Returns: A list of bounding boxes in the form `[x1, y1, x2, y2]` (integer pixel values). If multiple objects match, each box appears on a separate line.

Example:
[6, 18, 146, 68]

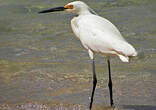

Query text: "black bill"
[39, 7, 67, 13]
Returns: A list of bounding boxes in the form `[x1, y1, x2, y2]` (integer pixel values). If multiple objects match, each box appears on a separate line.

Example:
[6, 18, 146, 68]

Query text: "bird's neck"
[78, 9, 92, 15]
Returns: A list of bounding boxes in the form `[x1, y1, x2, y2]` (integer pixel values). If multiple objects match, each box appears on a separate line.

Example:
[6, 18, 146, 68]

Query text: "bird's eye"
[64, 5, 74, 9]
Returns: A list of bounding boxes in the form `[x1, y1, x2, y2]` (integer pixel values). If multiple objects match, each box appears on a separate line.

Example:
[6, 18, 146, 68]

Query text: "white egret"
[39, 1, 137, 109]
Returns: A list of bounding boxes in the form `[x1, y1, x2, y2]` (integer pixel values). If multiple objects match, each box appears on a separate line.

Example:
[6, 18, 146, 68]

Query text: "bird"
[39, 1, 137, 110]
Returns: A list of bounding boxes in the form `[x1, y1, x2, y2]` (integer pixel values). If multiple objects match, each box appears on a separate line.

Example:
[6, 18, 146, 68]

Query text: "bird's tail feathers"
[118, 54, 129, 62]
[118, 51, 137, 63]
[131, 51, 137, 57]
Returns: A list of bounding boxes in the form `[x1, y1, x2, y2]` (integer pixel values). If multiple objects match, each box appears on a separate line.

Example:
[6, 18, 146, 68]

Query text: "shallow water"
[0, 0, 156, 110]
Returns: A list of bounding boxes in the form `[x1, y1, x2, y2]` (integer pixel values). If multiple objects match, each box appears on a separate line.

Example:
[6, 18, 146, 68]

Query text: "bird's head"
[39, 1, 95, 15]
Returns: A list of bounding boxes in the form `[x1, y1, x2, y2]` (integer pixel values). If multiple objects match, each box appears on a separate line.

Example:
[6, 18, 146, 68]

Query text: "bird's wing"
[75, 15, 137, 57]
[78, 14, 125, 40]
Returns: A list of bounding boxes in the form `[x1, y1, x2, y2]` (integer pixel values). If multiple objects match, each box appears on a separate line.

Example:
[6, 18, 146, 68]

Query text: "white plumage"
[70, 1, 137, 62]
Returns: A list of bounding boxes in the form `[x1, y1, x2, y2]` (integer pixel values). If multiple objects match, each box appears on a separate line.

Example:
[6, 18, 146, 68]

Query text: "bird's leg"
[107, 59, 114, 106]
[89, 58, 97, 110]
